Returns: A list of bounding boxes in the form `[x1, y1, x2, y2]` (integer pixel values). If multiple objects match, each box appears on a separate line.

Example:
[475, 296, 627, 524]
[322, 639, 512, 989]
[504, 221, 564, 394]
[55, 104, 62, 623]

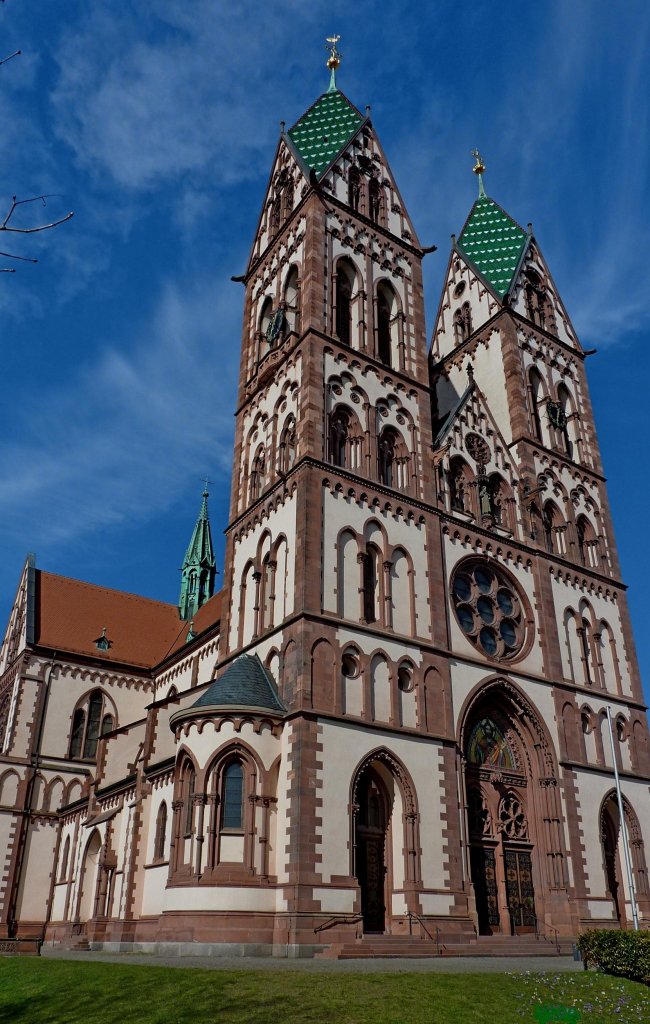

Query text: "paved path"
[41, 947, 584, 974]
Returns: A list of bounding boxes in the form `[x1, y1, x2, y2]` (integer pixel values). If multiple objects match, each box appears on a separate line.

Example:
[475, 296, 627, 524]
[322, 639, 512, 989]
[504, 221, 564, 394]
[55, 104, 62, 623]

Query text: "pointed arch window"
[369, 177, 381, 224]
[282, 178, 294, 221]
[59, 835, 71, 882]
[362, 544, 380, 624]
[376, 284, 393, 365]
[261, 552, 276, 631]
[542, 501, 558, 554]
[453, 302, 473, 344]
[283, 266, 300, 335]
[576, 515, 599, 568]
[280, 416, 297, 474]
[529, 369, 544, 442]
[329, 408, 350, 468]
[250, 447, 266, 501]
[221, 760, 245, 830]
[348, 165, 361, 211]
[378, 427, 397, 487]
[184, 764, 196, 836]
[556, 384, 573, 456]
[449, 456, 472, 514]
[154, 802, 168, 861]
[335, 264, 353, 344]
[69, 690, 115, 760]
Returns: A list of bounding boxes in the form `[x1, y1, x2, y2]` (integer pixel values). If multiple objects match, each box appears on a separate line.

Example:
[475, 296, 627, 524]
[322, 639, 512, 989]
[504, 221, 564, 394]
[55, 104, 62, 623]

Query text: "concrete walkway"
[41, 947, 584, 974]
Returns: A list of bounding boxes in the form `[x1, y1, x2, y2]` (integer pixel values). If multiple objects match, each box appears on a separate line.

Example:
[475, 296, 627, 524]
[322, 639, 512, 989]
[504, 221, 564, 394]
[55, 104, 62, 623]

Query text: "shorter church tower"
[179, 488, 216, 620]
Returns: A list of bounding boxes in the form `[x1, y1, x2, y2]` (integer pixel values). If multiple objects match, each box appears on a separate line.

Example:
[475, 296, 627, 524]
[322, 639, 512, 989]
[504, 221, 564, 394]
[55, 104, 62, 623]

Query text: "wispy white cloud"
[0, 272, 239, 548]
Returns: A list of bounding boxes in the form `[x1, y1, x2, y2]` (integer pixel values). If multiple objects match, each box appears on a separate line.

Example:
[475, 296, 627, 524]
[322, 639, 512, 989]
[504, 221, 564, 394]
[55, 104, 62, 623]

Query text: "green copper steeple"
[179, 487, 216, 621]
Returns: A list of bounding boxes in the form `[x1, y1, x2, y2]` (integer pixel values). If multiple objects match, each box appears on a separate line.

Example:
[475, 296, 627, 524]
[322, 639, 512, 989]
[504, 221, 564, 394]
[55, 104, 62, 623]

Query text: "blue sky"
[0, 0, 648, 698]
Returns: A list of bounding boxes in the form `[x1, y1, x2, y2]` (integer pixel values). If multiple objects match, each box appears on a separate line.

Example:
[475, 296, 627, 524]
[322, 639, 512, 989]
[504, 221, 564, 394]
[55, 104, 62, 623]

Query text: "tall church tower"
[169, 41, 649, 949]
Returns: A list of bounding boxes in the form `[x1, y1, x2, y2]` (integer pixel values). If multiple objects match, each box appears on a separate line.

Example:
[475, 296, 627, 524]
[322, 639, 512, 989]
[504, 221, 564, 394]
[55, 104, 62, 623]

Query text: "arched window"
[556, 384, 573, 456]
[335, 263, 353, 344]
[154, 802, 168, 861]
[369, 177, 381, 224]
[529, 369, 544, 442]
[376, 284, 393, 365]
[282, 177, 294, 221]
[59, 835, 70, 882]
[362, 544, 380, 624]
[221, 761, 244, 830]
[329, 408, 350, 467]
[348, 165, 361, 211]
[249, 446, 266, 501]
[280, 416, 297, 474]
[525, 269, 546, 328]
[486, 474, 507, 527]
[258, 297, 274, 360]
[449, 456, 472, 514]
[184, 764, 195, 835]
[453, 302, 472, 345]
[261, 553, 275, 631]
[378, 427, 397, 487]
[283, 266, 300, 335]
[576, 516, 587, 566]
[542, 501, 558, 554]
[68, 690, 114, 760]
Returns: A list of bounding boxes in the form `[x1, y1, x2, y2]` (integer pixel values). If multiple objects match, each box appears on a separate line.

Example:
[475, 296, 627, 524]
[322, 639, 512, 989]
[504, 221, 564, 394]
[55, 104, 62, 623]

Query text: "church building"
[1, 47, 648, 957]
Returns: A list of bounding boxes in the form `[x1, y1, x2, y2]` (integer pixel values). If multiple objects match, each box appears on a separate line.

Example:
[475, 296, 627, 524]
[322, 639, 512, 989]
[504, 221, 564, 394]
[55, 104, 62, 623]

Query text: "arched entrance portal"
[462, 697, 553, 937]
[600, 799, 623, 924]
[354, 768, 389, 933]
[77, 829, 102, 923]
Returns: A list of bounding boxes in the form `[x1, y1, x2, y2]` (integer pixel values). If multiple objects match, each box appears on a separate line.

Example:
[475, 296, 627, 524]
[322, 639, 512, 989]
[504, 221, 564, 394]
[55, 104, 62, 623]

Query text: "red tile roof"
[34, 570, 221, 670]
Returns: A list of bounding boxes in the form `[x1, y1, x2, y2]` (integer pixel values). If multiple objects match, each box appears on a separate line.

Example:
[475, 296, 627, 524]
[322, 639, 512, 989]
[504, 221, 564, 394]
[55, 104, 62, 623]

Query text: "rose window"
[451, 560, 528, 660]
[499, 794, 528, 839]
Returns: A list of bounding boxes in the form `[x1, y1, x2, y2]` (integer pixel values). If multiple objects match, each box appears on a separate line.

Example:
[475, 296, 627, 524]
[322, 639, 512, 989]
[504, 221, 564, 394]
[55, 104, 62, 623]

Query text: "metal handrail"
[407, 911, 444, 954]
[533, 918, 561, 953]
[314, 913, 363, 934]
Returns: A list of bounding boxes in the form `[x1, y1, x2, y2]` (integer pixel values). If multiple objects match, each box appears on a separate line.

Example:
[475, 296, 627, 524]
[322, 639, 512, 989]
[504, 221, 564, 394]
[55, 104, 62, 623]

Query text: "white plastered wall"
[316, 719, 448, 913]
[229, 493, 297, 651]
[322, 486, 429, 640]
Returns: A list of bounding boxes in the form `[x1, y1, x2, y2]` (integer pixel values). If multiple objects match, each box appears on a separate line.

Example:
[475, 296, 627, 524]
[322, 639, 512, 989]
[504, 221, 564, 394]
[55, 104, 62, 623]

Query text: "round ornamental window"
[342, 652, 359, 678]
[397, 664, 414, 692]
[451, 559, 530, 662]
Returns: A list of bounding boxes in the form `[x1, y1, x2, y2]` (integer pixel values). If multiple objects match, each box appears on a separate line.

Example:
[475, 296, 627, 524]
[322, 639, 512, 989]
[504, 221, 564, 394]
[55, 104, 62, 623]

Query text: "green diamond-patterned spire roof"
[457, 195, 528, 297]
[288, 90, 364, 177]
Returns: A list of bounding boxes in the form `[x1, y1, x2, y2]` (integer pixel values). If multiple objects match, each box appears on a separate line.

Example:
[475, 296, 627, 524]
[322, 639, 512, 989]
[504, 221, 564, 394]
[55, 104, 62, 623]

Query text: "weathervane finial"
[471, 149, 486, 198]
[325, 35, 341, 92]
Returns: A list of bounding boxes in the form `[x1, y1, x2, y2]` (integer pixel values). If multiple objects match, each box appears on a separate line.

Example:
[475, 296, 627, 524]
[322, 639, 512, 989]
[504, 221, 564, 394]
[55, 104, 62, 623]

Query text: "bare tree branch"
[0, 38, 74, 271]
[1, 194, 74, 233]
[0, 49, 20, 67]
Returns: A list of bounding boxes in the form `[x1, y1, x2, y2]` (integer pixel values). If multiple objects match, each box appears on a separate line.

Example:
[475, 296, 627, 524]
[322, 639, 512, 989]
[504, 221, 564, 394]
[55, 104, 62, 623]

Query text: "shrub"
[577, 928, 650, 984]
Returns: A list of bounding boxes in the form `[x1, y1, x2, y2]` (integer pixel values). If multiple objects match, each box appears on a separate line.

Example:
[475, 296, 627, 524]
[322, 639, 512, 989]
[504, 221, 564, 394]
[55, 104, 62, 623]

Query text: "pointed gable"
[458, 195, 528, 298]
[288, 89, 364, 178]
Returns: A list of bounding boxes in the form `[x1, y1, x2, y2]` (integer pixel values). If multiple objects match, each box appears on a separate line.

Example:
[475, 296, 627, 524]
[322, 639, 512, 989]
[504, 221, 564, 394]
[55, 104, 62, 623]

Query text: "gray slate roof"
[191, 654, 286, 714]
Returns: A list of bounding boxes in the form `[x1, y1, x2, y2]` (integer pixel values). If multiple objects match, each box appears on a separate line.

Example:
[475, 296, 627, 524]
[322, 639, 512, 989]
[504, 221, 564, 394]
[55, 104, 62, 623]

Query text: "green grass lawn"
[0, 959, 648, 1024]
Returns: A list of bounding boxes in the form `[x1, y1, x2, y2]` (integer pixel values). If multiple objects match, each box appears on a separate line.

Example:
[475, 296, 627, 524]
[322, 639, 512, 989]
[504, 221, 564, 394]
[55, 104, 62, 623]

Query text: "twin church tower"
[0, 47, 648, 954]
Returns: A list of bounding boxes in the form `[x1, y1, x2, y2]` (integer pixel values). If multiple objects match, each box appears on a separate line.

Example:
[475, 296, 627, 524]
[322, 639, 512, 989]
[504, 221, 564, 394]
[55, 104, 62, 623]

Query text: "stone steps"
[319, 932, 575, 960]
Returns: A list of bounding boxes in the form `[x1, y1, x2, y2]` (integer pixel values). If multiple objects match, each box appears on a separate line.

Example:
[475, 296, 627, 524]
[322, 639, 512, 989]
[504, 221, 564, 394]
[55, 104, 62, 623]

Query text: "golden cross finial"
[471, 149, 486, 197]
